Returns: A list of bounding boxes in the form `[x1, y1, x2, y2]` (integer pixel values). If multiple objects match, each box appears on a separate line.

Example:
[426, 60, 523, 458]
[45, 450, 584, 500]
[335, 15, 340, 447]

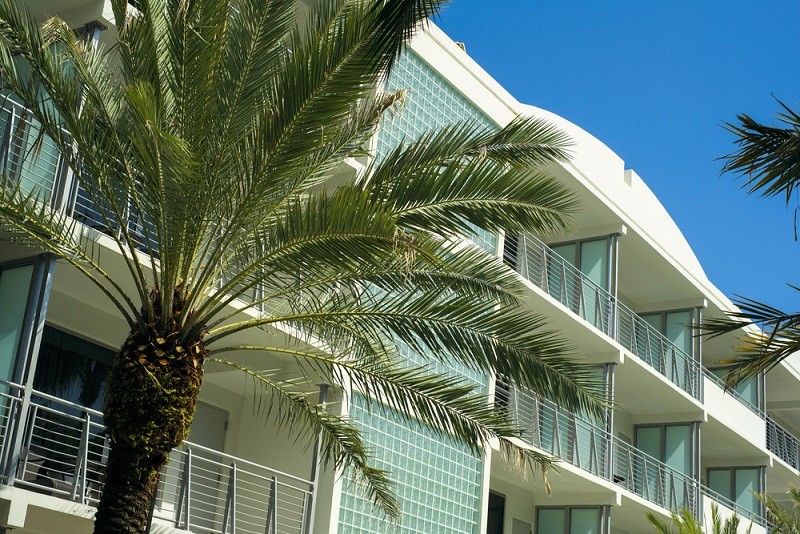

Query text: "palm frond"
[207, 358, 400, 519]
[721, 98, 800, 204]
[703, 293, 800, 385]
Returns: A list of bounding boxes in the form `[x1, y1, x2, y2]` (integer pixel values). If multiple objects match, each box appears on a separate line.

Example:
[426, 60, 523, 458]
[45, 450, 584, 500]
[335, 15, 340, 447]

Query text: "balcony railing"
[496, 383, 609, 479]
[702, 368, 764, 416]
[0, 381, 316, 534]
[508, 235, 704, 400]
[508, 235, 614, 337]
[616, 305, 701, 399]
[700, 485, 767, 528]
[611, 437, 698, 514]
[497, 383, 699, 515]
[766, 416, 800, 470]
[0, 96, 158, 253]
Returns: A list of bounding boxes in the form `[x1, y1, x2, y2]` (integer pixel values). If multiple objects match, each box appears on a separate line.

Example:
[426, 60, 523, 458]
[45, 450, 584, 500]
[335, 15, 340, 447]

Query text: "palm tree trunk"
[94, 291, 206, 533]
[93, 445, 164, 533]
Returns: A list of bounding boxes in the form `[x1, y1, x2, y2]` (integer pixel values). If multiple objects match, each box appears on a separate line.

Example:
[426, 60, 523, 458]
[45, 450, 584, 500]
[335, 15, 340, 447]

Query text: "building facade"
[0, 2, 799, 534]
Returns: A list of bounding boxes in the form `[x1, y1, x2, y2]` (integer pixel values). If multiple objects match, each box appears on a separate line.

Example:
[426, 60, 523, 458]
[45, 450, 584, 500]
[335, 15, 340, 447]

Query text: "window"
[536, 507, 601, 534]
[640, 310, 693, 356]
[635, 424, 693, 475]
[34, 326, 114, 412]
[550, 238, 609, 290]
[487, 492, 505, 534]
[708, 467, 761, 515]
[0, 262, 34, 382]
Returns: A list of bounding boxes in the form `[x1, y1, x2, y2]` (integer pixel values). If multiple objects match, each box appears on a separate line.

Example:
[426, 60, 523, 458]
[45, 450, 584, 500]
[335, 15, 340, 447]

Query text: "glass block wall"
[337, 50, 498, 533]
[338, 394, 484, 533]
[375, 50, 498, 254]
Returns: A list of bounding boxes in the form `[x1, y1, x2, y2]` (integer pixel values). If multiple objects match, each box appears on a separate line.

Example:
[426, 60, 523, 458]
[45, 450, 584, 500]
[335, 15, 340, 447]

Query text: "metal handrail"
[508, 235, 614, 337]
[507, 234, 703, 400]
[611, 437, 699, 514]
[700, 484, 767, 527]
[496, 382, 699, 514]
[766, 416, 800, 470]
[496, 382, 609, 479]
[0, 380, 316, 534]
[616, 304, 701, 399]
[702, 368, 764, 416]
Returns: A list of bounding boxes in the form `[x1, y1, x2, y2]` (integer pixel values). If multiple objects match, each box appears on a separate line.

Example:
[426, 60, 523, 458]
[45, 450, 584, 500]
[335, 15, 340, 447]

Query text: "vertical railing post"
[604, 363, 615, 481]
[265, 475, 278, 534]
[175, 447, 192, 529]
[15, 403, 36, 483]
[72, 411, 91, 502]
[0, 395, 20, 482]
[540, 242, 549, 292]
[303, 385, 327, 534]
[222, 462, 237, 534]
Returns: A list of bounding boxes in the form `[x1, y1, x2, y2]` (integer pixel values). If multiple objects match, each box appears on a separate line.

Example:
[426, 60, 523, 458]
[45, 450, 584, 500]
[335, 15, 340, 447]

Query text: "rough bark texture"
[94, 289, 206, 534]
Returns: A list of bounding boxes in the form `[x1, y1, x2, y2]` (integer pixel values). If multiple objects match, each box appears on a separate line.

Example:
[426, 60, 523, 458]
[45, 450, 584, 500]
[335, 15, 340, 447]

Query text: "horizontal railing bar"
[700, 485, 767, 526]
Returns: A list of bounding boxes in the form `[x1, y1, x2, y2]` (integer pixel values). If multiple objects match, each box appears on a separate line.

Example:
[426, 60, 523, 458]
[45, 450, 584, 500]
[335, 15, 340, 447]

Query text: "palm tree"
[646, 505, 750, 534]
[760, 484, 800, 533]
[703, 101, 800, 385]
[0, 0, 606, 532]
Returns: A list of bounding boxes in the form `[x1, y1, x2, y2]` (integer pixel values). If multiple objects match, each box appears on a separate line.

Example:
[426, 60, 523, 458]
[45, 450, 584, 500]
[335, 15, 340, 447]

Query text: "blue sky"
[436, 2, 800, 312]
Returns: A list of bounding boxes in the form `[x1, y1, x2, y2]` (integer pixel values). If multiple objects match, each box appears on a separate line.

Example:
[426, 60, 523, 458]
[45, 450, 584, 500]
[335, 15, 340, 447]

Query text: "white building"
[0, 2, 798, 533]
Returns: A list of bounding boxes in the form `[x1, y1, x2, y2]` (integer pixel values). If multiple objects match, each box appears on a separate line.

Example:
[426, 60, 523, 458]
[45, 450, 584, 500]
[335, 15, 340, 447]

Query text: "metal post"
[175, 447, 192, 529]
[303, 384, 328, 534]
[604, 363, 616, 480]
[4, 254, 55, 485]
[692, 420, 701, 515]
[72, 411, 91, 502]
[52, 21, 105, 216]
[265, 475, 278, 534]
[693, 306, 704, 402]
[222, 462, 237, 534]
[607, 233, 620, 339]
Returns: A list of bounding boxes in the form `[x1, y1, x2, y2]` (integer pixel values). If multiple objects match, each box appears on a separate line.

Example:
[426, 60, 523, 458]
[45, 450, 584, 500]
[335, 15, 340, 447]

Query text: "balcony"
[498, 383, 699, 515]
[766, 415, 800, 470]
[611, 437, 698, 514]
[700, 486, 768, 531]
[0, 381, 316, 534]
[509, 234, 710, 401]
[497, 383, 609, 479]
[702, 368, 763, 416]
[0, 97, 159, 252]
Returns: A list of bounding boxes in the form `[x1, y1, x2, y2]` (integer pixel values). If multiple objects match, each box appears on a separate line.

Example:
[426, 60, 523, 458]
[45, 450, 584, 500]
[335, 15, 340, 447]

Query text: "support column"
[602, 504, 612, 534]
[692, 306, 704, 401]
[603, 363, 616, 481]
[3, 254, 55, 485]
[305, 384, 328, 534]
[607, 234, 620, 339]
[690, 420, 701, 515]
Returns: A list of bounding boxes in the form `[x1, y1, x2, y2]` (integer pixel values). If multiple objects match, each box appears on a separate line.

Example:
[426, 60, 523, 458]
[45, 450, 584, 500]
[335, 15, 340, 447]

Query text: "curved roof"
[518, 103, 710, 288]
